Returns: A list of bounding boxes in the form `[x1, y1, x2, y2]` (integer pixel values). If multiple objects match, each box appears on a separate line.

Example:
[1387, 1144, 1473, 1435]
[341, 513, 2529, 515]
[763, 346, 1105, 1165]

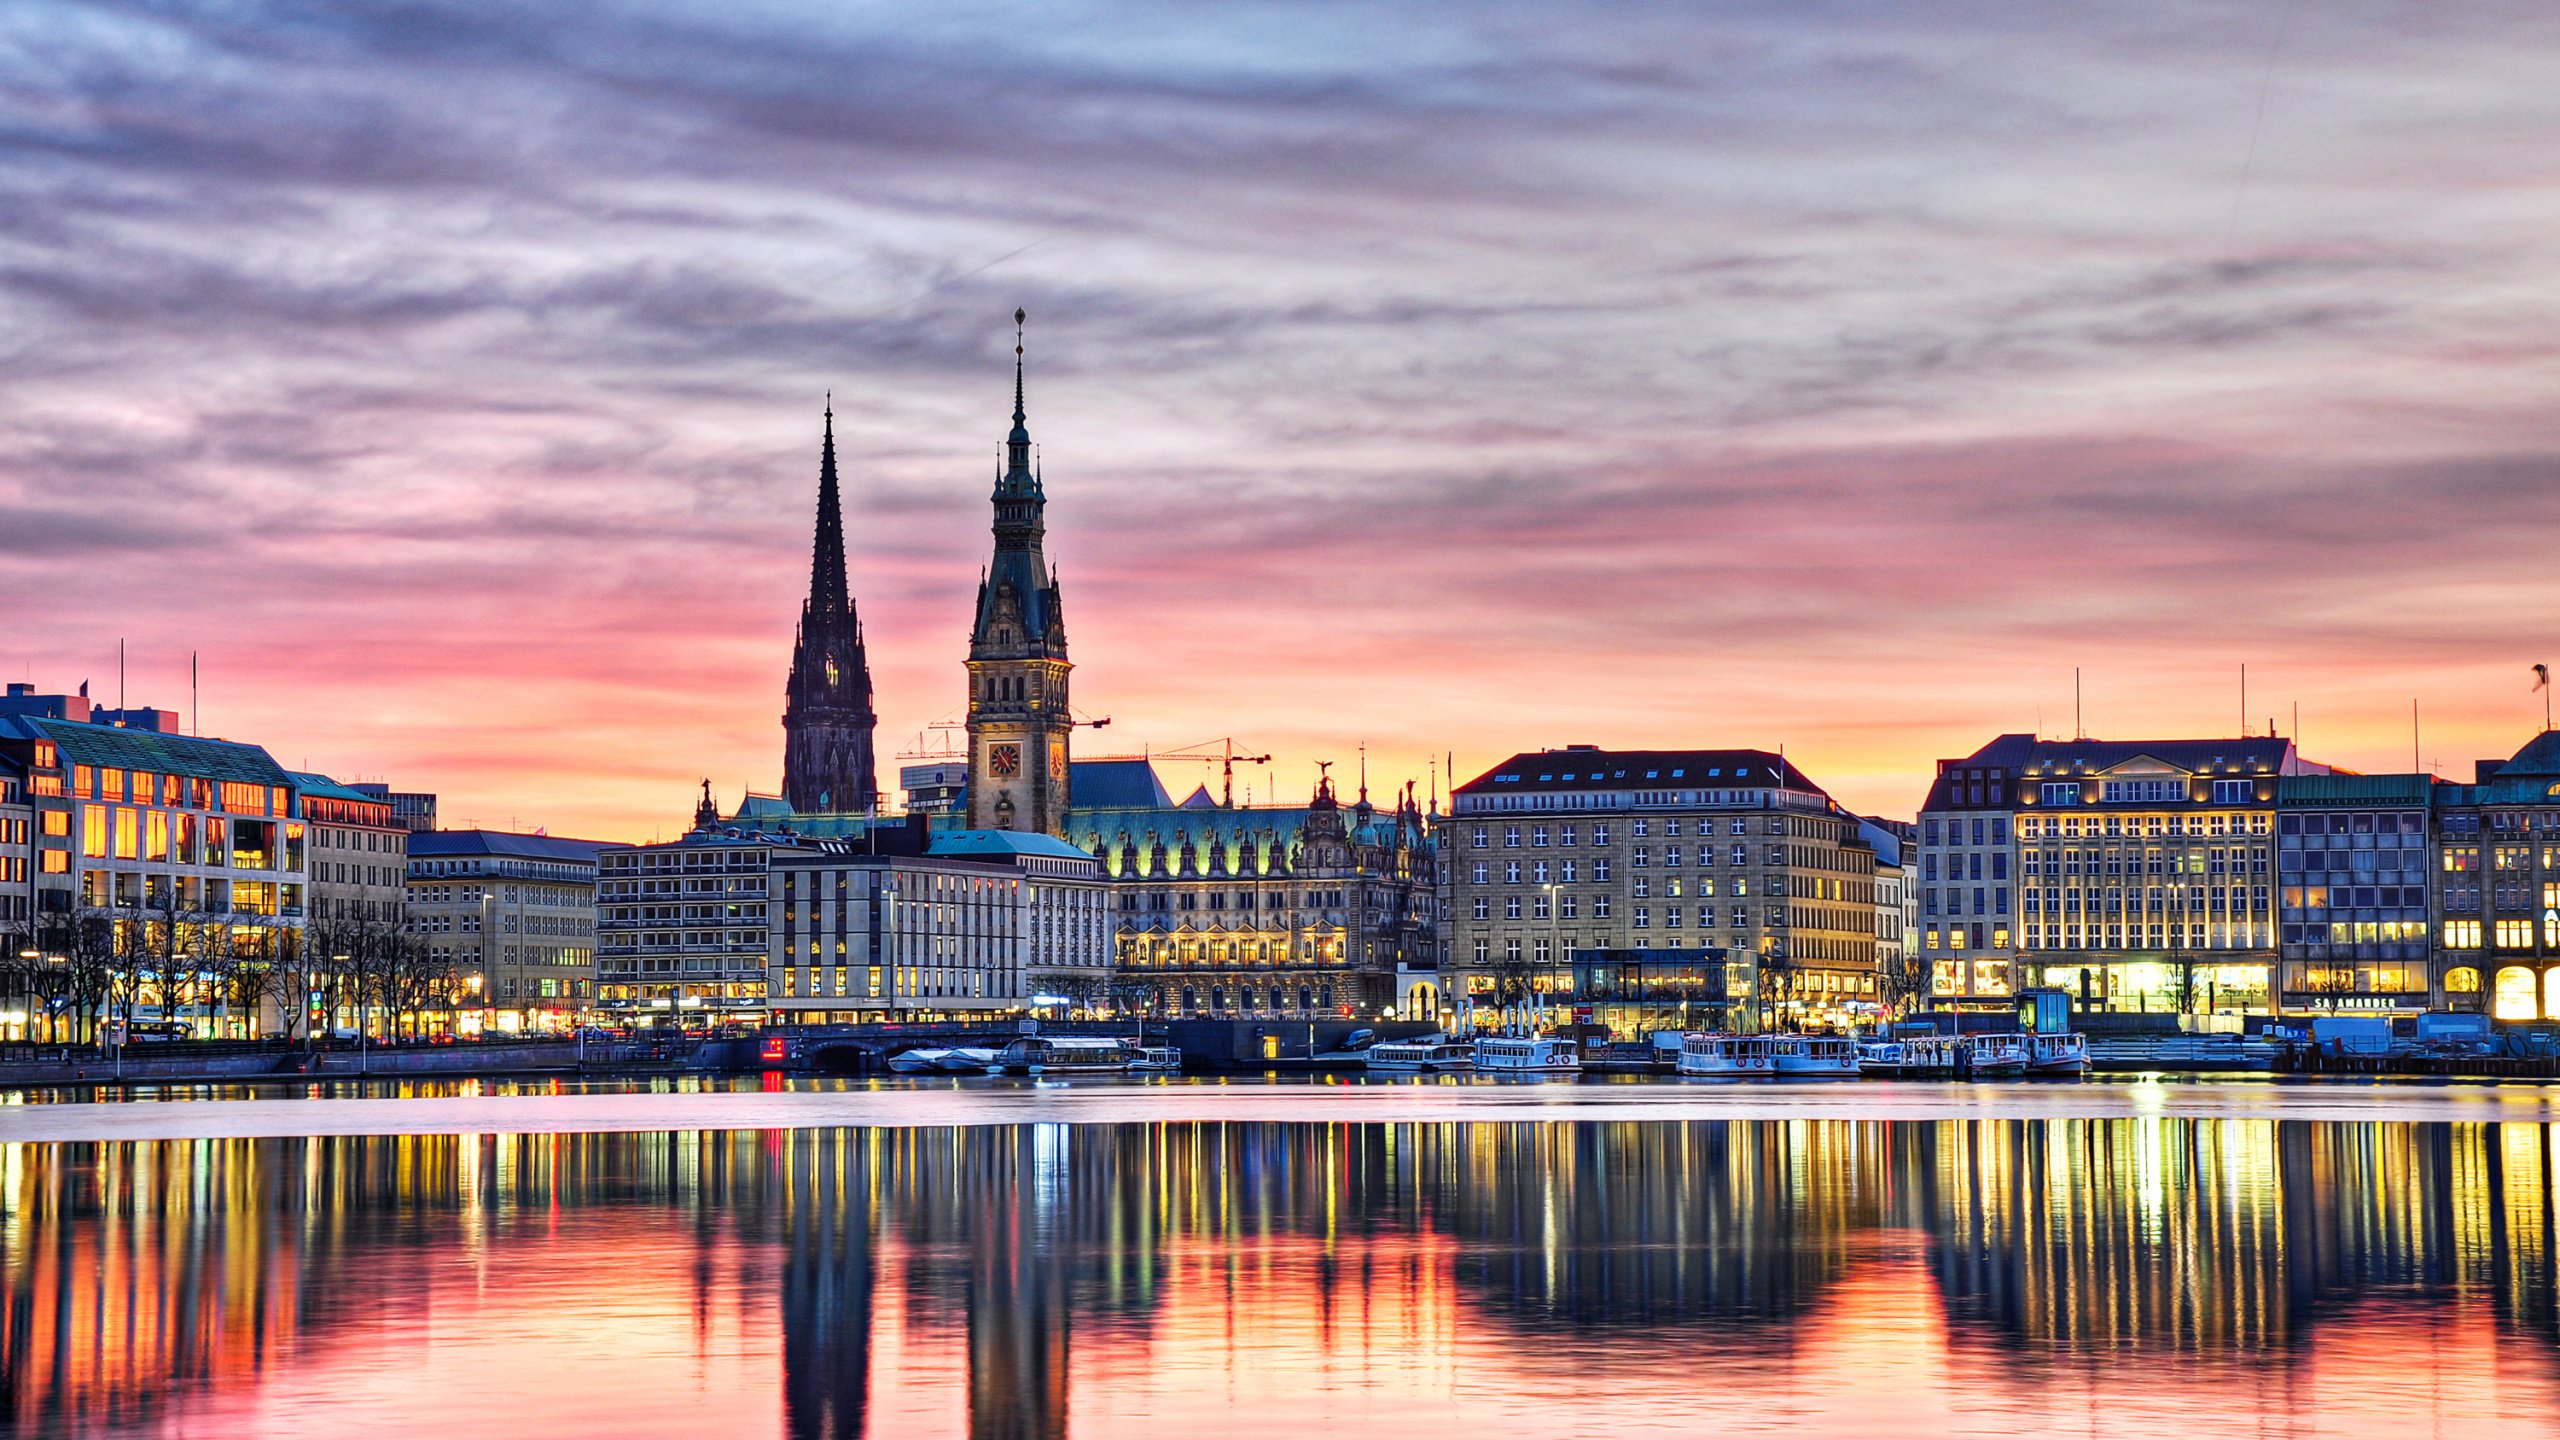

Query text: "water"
[6, 1086, 2559, 1437]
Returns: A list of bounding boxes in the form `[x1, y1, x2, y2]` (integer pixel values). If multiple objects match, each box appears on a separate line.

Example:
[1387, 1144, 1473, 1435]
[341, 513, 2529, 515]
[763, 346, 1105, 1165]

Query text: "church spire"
[782, 396, 878, 815]
[809, 395, 849, 615]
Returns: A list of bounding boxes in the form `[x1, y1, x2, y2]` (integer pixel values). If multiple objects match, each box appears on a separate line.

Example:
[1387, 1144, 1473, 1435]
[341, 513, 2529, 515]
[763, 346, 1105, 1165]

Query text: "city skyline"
[8, 2, 2560, 840]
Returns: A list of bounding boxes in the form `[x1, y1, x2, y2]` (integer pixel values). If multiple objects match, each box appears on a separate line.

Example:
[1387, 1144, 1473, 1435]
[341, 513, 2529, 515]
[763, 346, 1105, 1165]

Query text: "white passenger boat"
[1363, 1039, 1477, 1074]
[1128, 1045, 1184, 1073]
[990, 1036, 1137, 1075]
[1966, 1033, 2029, 1077]
[1676, 1033, 1775, 1079]
[934, 1046, 1001, 1073]
[1856, 1040, 1911, 1077]
[1771, 1034, 1861, 1080]
[886, 1047, 951, 1074]
[2023, 1032, 2088, 1076]
[1471, 1036, 1583, 1074]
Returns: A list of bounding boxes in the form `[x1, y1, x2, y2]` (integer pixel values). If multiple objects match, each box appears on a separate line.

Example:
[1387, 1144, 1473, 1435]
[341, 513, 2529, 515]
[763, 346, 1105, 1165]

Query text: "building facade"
[899, 760, 968, 818]
[1065, 773, 1437, 1022]
[928, 829, 1113, 1008]
[766, 841, 1036, 1021]
[1924, 733, 2322, 1015]
[966, 318, 1075, 837]
[1, 752, 29, 933]
[594, 829, 784, 1023]
[2274, 773, 2438, 1015]
[1861, 817, 1920, 1011]
[350, 782, 438, 833]
[1442, 747, 1879, 1032]
[2427, 732, 2560, 1020]
[296, 774, 409, 925]
[782, 404, 881, 816]
[0, 712, 307, 1039]
[405, 831, 604, 1033]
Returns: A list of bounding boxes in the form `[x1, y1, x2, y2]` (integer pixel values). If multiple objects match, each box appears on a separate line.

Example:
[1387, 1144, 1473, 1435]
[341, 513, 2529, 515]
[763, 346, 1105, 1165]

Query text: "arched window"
[2445, 967, 2482, 993]
[1182, 987, 1196, 1011]
[2494, 966, 2538, 1020]
[1211, 986, 1227, 1011]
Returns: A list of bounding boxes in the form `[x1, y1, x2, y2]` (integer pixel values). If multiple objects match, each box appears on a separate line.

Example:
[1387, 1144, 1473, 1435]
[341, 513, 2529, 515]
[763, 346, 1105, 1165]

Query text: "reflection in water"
[5, 1118, 2558, 1437]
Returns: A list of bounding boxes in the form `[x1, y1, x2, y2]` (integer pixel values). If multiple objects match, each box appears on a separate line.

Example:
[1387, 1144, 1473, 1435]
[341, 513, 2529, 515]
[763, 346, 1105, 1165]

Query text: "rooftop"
[409, 830, 612, 864]
[14, 716, 295, 788]
[1455, 748, 1828, 799]
[929, 829, 1104, 863]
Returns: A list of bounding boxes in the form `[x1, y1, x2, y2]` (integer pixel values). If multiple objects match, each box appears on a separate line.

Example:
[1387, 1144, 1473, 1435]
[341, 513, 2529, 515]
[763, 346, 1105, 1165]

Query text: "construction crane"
[1160, 737, 1273, 808]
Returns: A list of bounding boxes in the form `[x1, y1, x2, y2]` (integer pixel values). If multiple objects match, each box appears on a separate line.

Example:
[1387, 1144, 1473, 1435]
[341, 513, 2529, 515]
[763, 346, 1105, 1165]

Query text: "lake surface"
[6, 1088, 2559, 1437]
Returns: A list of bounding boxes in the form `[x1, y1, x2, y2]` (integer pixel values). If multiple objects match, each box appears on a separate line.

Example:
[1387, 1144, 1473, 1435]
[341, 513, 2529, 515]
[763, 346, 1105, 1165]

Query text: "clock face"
[990, 744, 1021, 777]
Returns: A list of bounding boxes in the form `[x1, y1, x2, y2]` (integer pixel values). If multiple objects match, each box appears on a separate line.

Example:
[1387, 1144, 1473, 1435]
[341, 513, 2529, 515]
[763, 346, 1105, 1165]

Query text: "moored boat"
[1856, 1040, 1910, 1077]
[1676, 1033, 1775, 1079]
[2024, 1031, 2088, 1076]
[990, 1036, 1138, 1075]
[1771, 1034, 1861, 1079]
[1365, 1039, 1477, 1074]
[934, 1046, 1001, 1073]
[1129, 1045, 1184, 1073]
[886, 1047, 952, 1073]
[1472, 1035, 1582, 1074]
[1965, 1033, 2029, 1077]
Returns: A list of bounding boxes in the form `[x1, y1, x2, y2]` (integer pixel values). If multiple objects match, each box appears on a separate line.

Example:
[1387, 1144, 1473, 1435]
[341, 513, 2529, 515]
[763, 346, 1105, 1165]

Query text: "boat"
[990, 1036, 1138, 1075]
[1770, 1034, 1860, 1079]
[934, 1046, 1001, 1073]
[885, 1047, 952, 1074]
[1677, 1033, 1775, 1079]
[1856, 1039, 1911, 1077]
[1471, 1035, 1583, 1074]
[1965, 1033, 2029, 1078]
[1129, 1045, 1184, 1073]
[2023, 1032, 2088, 1076]
[1363, 1039, 1477, 1074]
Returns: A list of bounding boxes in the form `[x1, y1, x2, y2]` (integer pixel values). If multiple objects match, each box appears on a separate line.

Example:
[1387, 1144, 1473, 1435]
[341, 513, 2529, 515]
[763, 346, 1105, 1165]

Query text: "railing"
[2086, 1033, 2273, 1067]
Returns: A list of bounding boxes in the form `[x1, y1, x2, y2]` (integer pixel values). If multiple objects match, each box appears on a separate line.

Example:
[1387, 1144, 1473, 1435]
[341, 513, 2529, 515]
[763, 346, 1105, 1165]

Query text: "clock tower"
[965, 311, 1072, 836]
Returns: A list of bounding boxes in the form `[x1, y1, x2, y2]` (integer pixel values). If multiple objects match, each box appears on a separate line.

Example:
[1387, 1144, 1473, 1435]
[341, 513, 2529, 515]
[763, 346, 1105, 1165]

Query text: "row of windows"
[1924, 818, 2012, 847]
[2442, 919, 2560, 949]
[2029, 848, 2267, 876]
[1472, 818, 1793, 849]
[2021, 813, 2266, 838]
[2036, 779, 2259, 806]
[2439, 846, 2560, 872]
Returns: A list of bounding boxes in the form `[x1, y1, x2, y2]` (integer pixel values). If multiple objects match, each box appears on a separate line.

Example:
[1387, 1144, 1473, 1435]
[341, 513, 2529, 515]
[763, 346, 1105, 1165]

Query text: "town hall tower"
[965, 311, 1073, 835]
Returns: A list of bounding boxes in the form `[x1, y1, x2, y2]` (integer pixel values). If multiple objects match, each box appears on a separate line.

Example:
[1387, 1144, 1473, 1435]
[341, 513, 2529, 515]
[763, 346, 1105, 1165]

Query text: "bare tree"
[2304, 958, 2361, 1013]
[1104, 974, 1161, 1019]
[1755, 946, 1804, 1034]
[376, 928, 454, 1039]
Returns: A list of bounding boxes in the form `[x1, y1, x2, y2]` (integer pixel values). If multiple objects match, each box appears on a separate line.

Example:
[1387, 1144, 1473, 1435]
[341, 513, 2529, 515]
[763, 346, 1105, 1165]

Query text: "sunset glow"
[8, 4, 2559, 837]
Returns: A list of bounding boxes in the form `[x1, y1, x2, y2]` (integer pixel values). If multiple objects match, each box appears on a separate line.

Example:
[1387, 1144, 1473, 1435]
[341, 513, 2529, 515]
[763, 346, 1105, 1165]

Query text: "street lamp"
[1542, 881, 1563, 1037]
[335, 953, 365, 1076]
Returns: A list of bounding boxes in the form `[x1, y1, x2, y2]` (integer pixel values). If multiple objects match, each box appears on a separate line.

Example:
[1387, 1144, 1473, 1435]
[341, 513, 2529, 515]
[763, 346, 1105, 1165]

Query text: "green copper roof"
[30, 718, 294, 787]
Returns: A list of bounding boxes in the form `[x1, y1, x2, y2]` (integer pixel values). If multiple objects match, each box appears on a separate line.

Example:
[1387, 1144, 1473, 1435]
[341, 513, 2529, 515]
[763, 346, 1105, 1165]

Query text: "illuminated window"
[2494, 966, 2539, 1020]
[2444, 919, 2482, 949]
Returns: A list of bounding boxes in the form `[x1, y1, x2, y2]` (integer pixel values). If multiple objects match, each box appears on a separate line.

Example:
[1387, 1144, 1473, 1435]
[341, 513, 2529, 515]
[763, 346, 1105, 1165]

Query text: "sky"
[4, 0, 2558, 840]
